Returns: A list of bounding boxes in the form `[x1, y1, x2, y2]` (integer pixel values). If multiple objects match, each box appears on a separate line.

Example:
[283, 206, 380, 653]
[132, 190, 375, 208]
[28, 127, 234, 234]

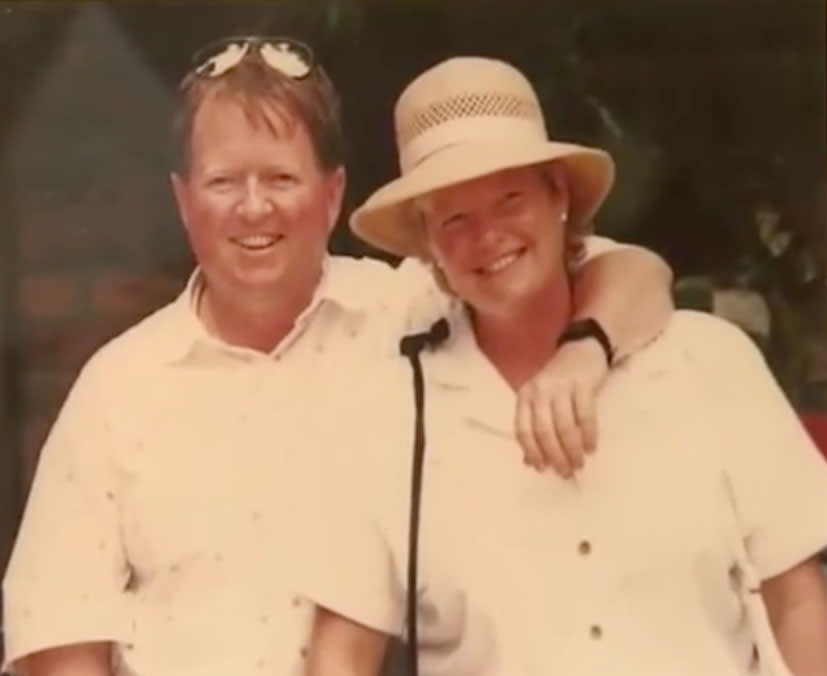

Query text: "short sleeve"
[578, 235, 632, 265]
[705, 322, 827, 579]
[2, 359, 131, 667]
[289, 413, 406, 636]
[390, 258, 454, 336]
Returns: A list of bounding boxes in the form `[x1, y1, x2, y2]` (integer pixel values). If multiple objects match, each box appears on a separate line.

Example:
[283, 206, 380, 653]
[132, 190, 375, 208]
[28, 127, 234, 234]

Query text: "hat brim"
[350, 140, 615, 257]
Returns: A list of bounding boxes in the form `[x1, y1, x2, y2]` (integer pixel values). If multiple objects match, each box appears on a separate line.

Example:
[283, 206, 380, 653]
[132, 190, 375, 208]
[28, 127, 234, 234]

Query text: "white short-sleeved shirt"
[0, 238, 626, 675]
[296, 310, 827, 676]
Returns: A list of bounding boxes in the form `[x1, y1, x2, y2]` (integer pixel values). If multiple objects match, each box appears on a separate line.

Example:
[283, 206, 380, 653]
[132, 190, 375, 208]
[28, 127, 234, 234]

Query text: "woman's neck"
[472, 279, 571, 390]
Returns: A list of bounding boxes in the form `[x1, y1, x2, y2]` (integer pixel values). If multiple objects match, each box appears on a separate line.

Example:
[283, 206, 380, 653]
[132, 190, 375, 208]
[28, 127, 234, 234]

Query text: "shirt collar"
[159, 255, 376, 365]
[422, 303, 518, 437]
[422, 302, 484, 390]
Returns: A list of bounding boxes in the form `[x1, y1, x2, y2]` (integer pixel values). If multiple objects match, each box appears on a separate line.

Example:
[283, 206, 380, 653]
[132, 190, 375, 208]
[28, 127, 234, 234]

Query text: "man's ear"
[170, 172, 193, 234]
[325, 166, 346, 233]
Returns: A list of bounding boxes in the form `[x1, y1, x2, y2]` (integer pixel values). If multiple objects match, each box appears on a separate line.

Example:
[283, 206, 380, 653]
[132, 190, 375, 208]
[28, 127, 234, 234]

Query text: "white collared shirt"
[1, 237, 624, 675]
[2, 254, 418, 676]
[296, 310, 827, 676]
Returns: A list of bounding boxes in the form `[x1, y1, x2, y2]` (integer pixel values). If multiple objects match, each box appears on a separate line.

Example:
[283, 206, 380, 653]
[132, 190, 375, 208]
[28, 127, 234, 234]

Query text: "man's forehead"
[190, 90, 302, 143]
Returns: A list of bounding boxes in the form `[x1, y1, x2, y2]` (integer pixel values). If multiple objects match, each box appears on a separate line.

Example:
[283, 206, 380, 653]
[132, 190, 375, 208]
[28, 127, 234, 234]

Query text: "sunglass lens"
[259, 41, 312, 78]
[194, 42, 249, 77]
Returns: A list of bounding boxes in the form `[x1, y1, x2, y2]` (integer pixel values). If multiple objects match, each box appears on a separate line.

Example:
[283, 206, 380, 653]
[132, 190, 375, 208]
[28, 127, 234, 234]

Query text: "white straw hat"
[350, 56, 616, 257]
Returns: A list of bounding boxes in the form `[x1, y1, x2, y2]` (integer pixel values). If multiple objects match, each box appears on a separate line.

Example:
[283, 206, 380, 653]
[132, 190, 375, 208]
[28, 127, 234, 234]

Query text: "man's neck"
[199, 270, 322, 354]
[472, 279, 571, 390]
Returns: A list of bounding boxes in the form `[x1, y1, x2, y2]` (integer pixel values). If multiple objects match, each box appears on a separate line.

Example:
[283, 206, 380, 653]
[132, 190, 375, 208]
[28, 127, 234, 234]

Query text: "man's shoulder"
[327, 254, 395, 278]
[81, 298, 186, 382]
[328, 255, 451, 340]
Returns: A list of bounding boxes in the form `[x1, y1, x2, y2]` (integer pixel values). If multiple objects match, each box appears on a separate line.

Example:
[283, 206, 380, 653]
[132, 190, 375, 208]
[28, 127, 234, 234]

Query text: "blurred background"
[0, 0, 824, 632]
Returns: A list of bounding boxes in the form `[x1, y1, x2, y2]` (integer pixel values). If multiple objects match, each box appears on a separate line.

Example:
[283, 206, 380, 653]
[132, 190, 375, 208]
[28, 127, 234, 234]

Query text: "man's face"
[171, 94, 344, 305]
[418, 166, 567, 318]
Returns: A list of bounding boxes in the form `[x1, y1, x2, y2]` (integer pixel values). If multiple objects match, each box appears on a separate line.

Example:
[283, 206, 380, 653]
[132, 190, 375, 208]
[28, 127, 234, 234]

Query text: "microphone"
[399, 318, 450, 357]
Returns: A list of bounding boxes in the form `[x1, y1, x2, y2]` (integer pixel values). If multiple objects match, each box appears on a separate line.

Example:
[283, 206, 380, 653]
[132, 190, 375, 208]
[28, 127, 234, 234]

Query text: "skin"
[20, 643, 112, 676]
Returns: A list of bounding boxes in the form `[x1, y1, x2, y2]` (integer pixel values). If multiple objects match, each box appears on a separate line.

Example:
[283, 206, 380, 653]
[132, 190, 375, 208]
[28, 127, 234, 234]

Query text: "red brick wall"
[16, 269, 185, 490]
[6, 4, 191, 494]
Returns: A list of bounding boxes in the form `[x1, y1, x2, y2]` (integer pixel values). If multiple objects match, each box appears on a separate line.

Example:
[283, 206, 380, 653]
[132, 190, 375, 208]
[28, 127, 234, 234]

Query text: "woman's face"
[417, 165, 569, 318]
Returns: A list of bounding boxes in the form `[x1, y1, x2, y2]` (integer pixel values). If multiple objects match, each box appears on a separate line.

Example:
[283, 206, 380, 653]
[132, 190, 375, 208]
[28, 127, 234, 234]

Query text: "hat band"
[398, 116, 547, 173]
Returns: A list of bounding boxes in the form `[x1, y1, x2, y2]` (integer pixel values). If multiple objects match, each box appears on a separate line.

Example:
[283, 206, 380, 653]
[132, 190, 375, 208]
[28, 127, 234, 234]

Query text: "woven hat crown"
[393, 58, 550, 173]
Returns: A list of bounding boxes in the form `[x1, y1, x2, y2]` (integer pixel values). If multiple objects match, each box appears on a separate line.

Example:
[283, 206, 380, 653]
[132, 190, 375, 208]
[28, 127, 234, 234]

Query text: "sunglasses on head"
[190, 35, 315, 80]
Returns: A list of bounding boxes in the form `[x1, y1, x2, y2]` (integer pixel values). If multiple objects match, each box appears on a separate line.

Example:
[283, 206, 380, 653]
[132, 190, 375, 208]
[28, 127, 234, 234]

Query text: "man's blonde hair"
[173, 52, 344, 173]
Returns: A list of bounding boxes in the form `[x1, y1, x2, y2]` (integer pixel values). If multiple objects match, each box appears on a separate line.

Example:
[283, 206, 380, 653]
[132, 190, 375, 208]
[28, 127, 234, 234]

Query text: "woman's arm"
[516, 240, 674, 475]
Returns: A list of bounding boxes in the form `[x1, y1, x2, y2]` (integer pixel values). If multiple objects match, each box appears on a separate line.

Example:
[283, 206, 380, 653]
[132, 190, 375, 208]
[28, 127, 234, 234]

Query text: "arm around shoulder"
[571, 236, 674, 360]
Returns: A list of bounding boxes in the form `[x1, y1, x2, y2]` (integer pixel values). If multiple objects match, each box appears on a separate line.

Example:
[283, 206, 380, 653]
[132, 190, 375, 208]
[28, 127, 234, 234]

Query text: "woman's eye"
[441, 214, 466, 230]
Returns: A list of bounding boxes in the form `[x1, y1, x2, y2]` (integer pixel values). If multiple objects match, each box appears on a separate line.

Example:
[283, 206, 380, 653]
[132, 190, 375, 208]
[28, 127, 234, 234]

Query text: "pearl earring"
[561, 210, 569, 224]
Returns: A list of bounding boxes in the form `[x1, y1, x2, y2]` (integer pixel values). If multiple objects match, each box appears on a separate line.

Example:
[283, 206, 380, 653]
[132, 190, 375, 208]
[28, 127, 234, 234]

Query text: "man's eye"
[265, 172, 298, 186]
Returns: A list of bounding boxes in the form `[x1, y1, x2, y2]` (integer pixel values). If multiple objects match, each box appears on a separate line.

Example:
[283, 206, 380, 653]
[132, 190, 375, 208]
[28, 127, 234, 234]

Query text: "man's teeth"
[237, 235, 278, 248]
[483, 252, 520, 274]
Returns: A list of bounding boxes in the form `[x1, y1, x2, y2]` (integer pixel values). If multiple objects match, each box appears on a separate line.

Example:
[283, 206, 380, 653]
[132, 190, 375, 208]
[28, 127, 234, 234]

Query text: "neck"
[199, 268, 322, 354]
[472, 277, 571, 390]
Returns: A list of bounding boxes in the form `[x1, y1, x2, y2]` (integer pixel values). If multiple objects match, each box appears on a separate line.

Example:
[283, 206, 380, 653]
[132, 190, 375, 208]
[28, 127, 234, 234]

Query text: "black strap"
[398, 318, 449, 676]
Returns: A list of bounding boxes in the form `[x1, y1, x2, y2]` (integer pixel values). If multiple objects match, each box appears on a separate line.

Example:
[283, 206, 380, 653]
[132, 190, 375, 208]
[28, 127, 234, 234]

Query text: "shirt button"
[301, 647, 308, 659]
[578, 540, 592, 556]
[292, 596, 302, 607]
[590, 624, 603, 640]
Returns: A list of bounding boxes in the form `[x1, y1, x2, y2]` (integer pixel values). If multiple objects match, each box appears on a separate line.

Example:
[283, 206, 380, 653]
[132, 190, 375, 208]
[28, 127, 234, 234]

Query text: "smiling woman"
[415, 165, 572, 323]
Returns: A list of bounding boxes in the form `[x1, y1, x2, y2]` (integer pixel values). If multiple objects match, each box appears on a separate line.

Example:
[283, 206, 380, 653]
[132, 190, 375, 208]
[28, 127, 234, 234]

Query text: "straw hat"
[350, 57, 616, 257]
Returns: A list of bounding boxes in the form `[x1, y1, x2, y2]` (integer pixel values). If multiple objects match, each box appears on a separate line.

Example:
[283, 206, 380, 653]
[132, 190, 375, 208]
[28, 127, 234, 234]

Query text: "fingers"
[515, 381, 599, 477]
[531, 394, 573, 477]
[516, 383, 576, 476]
[573, 381, 598, 453]
[515, 389, 544, 470]
[549, 394, 587, 470]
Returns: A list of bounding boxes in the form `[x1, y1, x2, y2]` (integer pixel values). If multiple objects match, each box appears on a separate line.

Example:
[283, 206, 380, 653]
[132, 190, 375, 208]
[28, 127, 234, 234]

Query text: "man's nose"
[237, 176, 273, 220]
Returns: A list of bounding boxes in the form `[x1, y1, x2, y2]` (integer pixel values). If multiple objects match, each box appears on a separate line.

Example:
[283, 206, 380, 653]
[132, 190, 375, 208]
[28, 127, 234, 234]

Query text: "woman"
[295, 57, 827, 676]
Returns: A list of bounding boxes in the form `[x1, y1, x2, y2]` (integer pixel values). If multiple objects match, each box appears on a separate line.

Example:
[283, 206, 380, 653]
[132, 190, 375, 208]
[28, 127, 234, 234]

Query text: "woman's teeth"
[480, 250, 521, 274]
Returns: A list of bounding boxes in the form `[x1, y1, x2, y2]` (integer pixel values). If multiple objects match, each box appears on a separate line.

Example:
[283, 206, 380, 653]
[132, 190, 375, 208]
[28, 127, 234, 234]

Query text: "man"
[2, 38, 672, 676]
[298, 57, 827, 676]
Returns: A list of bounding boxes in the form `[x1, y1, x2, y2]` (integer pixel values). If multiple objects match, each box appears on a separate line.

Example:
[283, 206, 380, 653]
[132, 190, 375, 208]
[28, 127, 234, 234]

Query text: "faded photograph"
[0, 2, 825, 676]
